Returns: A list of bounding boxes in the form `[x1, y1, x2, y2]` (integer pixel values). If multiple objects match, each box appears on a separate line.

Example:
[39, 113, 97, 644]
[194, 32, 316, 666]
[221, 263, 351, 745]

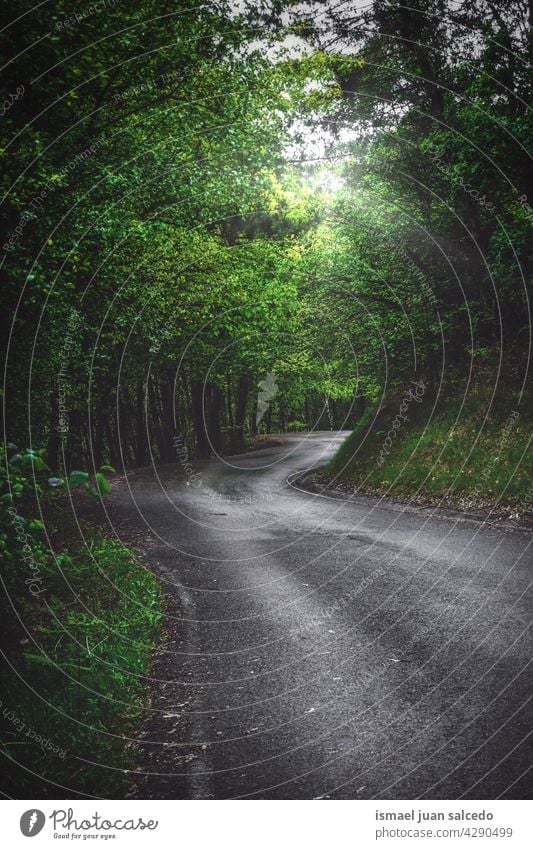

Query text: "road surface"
[108, 432, 531, 799]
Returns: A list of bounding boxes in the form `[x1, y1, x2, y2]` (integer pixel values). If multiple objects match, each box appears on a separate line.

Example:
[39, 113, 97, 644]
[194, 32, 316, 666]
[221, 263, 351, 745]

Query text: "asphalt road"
[112, 432, 532, 799]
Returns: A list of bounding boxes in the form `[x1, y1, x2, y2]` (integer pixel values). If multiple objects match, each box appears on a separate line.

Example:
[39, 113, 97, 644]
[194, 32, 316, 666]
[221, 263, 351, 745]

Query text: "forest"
[1, 0, 531, 799]
[2, 0, 530, 469]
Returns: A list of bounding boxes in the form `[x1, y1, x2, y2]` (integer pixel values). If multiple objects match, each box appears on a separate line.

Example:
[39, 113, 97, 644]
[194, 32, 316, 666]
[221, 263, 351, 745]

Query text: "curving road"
[110, 432, 532, 800]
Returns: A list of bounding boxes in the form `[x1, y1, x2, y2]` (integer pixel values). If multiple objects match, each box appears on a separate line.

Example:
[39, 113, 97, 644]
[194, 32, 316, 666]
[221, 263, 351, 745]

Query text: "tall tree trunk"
[92, 401, 105, 469]
[160, 375, 177, 461]
[207, 384, 224, 454]
[191, 379, 211, 458]
[65, 409, 84, 471]
[134, 381, 148, 466]
[104, 418, 121, 469]
[250, 392, 258, 437]
[149, 380, 166, 462]
[233, 375, 249, 449]
[226, 376, 234, 433]
[46, 387, 62, 471]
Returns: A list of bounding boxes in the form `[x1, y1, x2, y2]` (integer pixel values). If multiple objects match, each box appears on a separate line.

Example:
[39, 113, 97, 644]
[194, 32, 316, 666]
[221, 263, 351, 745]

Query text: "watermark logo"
[376, 379, 426, 466]
[256, 371, 278, 426]
[20, 810, 45, 837]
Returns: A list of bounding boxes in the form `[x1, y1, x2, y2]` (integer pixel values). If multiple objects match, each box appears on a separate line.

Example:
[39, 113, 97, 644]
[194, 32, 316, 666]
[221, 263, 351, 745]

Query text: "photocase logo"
[256, 371, 278, 425]
[20, 809, 46, 837]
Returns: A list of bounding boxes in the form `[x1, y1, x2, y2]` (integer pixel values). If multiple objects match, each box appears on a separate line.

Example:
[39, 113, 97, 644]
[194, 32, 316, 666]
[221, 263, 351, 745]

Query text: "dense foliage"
[2, 0, 530, 468]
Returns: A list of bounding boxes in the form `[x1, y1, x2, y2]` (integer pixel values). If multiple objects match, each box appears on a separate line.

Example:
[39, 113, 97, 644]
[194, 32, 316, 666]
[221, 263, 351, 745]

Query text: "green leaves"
[9, 450, 49, 472]
[65, 469, 112, 499]
[68, 470, 89, 488]
[48, 469, 114, 494]
[95, 472, 111, 496]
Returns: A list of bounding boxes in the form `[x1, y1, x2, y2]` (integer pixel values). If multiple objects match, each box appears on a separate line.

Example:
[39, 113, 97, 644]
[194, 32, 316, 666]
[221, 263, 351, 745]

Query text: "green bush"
[0, 444, 161, 797]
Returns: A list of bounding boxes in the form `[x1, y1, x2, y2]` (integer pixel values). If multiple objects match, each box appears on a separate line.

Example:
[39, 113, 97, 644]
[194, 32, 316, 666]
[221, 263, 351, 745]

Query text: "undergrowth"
[328, 371, 532, 516]
[0, 445, 161, 797]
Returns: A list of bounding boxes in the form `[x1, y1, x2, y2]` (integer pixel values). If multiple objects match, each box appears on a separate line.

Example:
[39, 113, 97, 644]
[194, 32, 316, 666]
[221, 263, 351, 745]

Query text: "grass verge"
[327, 371, 532, 520]
[1, 488, 161, 798]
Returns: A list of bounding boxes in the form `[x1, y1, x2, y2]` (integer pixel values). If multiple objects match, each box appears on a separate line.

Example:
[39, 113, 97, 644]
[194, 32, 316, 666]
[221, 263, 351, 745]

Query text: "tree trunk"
[46, 384, 62, 471]
[233, 375, 249, 449]
[65, 409, 84, 471]
[104, 418, 121, 469]
[191, 379, 211, 458]
[134, 381, 148, 466]
[207, 384, 224, 454]
[149, 380, 167, 462]
[250, 392, 258, 436]
[160, 376, 177, 461]
[226, 376, 234, 433]
[92, 401, 105, 469]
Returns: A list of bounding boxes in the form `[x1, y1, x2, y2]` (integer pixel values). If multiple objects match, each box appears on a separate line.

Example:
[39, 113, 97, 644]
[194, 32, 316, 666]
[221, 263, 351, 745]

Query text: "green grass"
[328, 378, 532, 516]
[1, 525, 161, 797]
